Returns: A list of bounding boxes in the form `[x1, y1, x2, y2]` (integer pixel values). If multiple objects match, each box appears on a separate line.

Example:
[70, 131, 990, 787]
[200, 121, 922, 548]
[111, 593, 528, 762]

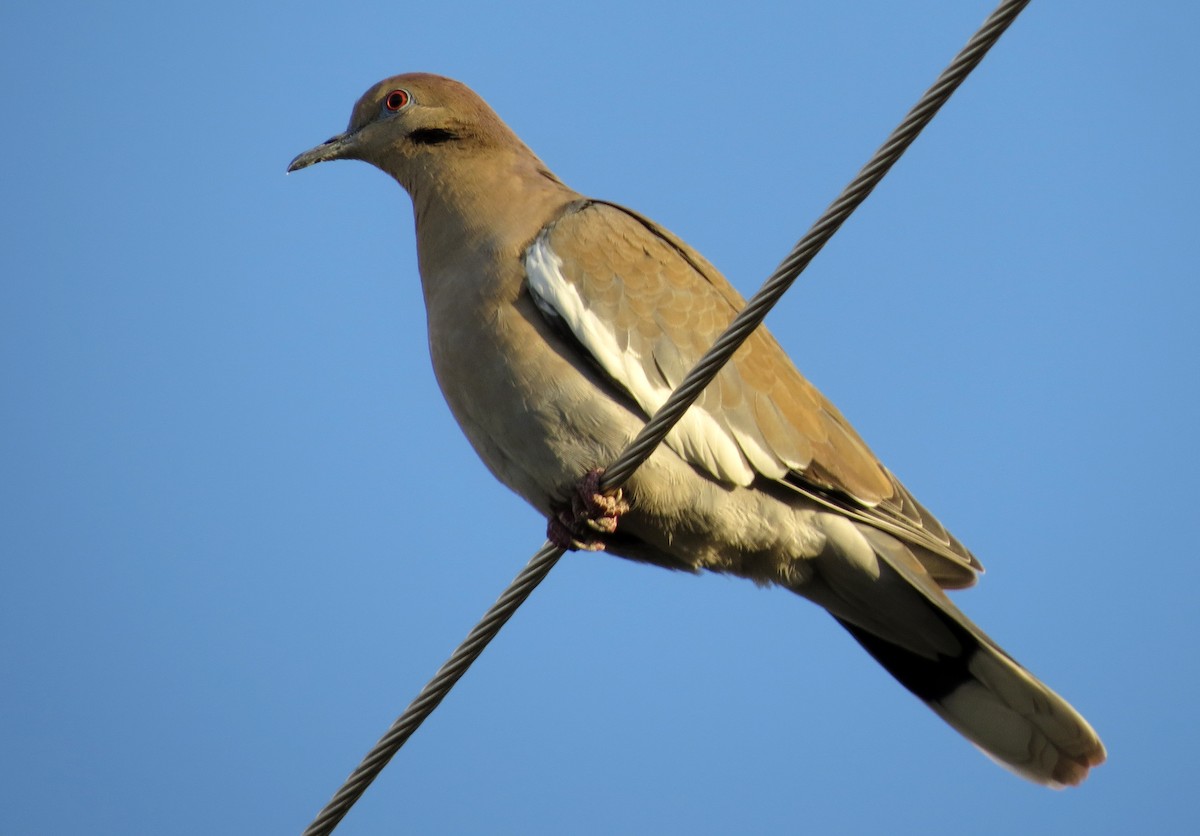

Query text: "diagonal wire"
[602, 0, 1030, 490]
[301, 1, 1031, 832]
[302, 542, 565, 836]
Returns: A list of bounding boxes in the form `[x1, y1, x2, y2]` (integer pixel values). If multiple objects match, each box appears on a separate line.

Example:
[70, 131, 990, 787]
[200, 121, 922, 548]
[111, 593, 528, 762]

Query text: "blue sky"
[3, 2, 1196, 833]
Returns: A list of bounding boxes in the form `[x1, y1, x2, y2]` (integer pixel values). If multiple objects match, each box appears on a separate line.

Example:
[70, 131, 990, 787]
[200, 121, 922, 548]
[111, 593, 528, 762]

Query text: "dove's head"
[288, 73, 558, 197]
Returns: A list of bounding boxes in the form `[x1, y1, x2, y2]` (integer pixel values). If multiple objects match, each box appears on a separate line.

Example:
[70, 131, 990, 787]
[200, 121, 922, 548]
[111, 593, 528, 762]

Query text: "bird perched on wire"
[288, 72, 1105, 787]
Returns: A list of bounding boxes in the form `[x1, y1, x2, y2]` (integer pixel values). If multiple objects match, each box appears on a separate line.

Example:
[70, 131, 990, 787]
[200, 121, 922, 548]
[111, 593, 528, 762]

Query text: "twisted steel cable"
[603, 0, 1030, 489]
[302, 1, 1031, 832]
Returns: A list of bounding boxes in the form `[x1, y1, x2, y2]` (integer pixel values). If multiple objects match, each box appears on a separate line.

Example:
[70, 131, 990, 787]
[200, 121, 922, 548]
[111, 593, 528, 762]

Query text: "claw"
[547, 468, 630, 551]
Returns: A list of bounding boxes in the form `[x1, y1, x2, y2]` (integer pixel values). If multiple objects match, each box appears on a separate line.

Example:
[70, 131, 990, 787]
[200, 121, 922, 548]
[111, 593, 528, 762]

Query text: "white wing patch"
[525, 232, 761, 486]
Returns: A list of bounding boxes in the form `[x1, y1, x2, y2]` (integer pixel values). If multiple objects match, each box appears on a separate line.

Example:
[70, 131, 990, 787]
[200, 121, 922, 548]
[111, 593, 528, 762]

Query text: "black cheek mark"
[409, 128, 460, 145]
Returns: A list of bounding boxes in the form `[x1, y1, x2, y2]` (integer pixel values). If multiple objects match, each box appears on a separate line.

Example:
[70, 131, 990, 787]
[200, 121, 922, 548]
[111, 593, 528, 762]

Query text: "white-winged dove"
[289, 73, 1105, 786]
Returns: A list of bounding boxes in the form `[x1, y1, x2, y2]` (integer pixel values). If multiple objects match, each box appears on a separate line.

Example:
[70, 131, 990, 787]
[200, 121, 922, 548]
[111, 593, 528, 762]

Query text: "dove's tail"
[833, 607, 1106, 787]
[800, 516, 1106, 787]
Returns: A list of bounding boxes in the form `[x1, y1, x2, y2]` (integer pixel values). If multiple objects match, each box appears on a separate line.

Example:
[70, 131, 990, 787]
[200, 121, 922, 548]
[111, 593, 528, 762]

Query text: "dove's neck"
[402, 146, 580, 302]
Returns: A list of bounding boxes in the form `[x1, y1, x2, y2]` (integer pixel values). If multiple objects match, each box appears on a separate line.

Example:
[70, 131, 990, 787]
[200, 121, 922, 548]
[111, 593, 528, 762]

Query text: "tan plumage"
[289, 72, 1105, 787]
[535, 201, 979, 589]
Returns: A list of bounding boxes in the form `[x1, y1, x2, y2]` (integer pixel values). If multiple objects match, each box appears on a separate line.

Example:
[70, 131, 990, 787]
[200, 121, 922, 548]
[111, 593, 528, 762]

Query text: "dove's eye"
[383, 89, 411, 113]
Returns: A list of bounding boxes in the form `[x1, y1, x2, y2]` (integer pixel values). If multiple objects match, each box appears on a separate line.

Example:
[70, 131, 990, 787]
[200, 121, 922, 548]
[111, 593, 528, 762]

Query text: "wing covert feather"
[525, 200, 979, 581]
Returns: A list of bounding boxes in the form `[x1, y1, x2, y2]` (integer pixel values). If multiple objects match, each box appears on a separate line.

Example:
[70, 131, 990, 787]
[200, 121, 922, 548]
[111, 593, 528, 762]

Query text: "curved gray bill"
[287, 131, 357, 173]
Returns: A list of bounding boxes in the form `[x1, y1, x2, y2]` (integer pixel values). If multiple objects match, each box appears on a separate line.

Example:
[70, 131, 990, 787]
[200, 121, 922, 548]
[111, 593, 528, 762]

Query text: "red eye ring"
[383, 89, 410, 112]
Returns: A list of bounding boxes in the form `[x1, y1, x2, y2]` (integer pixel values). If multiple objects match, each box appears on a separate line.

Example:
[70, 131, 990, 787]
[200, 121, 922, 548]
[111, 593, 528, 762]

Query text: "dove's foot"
[547, 468, 630, 551]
